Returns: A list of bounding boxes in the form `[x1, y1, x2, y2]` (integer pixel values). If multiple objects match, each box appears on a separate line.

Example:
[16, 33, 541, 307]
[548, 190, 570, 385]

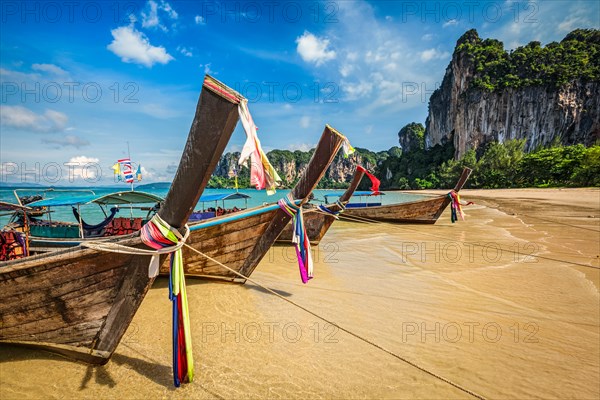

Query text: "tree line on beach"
[210, 130, 600, 190]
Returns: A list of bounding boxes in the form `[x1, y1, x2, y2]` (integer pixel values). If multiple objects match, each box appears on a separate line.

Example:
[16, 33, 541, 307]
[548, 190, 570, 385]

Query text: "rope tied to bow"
[140, 214, 194, 387]
[81, 214, 194, 388]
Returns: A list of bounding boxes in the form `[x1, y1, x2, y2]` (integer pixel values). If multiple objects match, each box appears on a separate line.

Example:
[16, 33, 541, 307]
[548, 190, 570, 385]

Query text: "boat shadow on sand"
[0, 345, 225, 398]
[153, 276, 294, 298]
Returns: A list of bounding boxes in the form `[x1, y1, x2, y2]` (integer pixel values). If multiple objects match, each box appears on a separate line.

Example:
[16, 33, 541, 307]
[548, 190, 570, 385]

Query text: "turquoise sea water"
[0, 186, 428, 226]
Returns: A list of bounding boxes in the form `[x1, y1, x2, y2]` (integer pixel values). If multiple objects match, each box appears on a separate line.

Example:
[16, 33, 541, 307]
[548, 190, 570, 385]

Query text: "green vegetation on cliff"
[456, 28, 600, 91]
[385, 123, 600, 189]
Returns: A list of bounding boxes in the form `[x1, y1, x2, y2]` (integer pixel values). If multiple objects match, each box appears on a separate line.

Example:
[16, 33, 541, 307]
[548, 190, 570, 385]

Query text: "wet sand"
[1, 188, 599, 399]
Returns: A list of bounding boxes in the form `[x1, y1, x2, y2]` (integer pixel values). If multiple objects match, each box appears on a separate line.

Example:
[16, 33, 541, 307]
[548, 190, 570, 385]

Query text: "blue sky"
[1, 0, 598, 185]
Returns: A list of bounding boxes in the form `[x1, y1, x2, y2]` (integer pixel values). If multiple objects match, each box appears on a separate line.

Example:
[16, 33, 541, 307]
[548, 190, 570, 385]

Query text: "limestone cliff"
[425, 29, 600, 159]
[213, 149, 381, 187]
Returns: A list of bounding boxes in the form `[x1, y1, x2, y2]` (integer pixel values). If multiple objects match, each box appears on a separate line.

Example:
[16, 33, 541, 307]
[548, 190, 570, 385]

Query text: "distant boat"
[160, 125, 348, 282]
[188, 192, 250, 221]
[276, 167, 366, 245]
[330, 168, 472, 224]
[0, 75, 242, 364]
[5, 190, 164, 253]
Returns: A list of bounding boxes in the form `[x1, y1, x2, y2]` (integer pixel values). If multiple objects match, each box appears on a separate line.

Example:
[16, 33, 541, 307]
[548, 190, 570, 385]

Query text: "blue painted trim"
[189, 199, 301, 232]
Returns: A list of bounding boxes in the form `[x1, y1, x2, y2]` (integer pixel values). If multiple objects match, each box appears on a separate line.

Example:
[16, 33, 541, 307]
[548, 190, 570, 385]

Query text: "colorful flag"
[238, 100, 281, 195]
[117, 158, 134, 184]
[342, 138, 355, 158]
[357, 165, 381, 194]
[136, 165, 142, 181]
[228, 166, 238, 190]
[112, 163, 121, 181]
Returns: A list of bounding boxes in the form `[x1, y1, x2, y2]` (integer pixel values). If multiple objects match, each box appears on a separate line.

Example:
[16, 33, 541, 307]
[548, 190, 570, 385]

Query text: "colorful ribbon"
[447, 191, 465, 223]
[342, 137, 355, 158]
[278, 195, 313, 283]
[317, 200, 346, 217]
[356, 165, 381, 194]
[238, 99, 282, 195]
[140, 215, 194, 387]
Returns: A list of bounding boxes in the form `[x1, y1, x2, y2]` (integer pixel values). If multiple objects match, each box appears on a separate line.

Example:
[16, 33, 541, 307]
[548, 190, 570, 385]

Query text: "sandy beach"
[1, 188, 598, 399]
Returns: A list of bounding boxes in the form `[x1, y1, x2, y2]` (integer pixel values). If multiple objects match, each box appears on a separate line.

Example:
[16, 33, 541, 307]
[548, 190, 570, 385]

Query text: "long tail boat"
[159, 125, 347, 282]
[276, 167, 366, 245]
[0, 75, 240, 364]
[4, 190, 165, 254]
[339, 167, 472, 224]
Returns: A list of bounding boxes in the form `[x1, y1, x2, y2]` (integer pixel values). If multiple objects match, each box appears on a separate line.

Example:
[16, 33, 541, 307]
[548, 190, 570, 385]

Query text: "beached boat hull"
[0, 239, 154, 363]
[343, 195, 448, 223]
[0, 75, 242, 363]
[342, 168, 472, 224]
[161, 207, 279, 281]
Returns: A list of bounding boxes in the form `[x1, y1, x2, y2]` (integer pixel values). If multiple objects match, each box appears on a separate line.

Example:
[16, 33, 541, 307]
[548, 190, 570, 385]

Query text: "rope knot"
[82, 213, 194, 387]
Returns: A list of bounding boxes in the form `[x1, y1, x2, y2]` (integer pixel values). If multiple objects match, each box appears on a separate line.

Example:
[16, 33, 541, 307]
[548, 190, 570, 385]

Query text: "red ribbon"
[356, 165, 381, 194]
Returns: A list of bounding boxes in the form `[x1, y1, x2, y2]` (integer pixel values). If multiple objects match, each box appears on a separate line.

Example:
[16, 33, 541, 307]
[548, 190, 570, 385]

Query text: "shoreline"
[1, 188, 598, 399]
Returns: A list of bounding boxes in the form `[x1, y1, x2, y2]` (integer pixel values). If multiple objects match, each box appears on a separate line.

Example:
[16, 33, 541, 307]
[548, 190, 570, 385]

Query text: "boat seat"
[0, 230, 27, 261]
[131, 218, 142, 232]
[104, 217, 144, 236]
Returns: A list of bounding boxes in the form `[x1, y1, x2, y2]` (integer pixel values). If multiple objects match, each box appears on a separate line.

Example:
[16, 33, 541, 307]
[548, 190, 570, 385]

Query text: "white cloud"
[140, 103, 178, 119]
[141, 0, 178, 31]
[339, 64, 354, 77]
[31, 63, 67, 76]
[442, 19, 458, 28]
[299, 116, 311, 128]
[42, 135, 90, 149]
[287, 143, 315, 152]
[558, 15, 586, 32]
[420, 48, 450, 62]
[0, 67, 39, 81]
[421, 33, 435, 41]
[298, 1, 447, 113]
[160, 1, 178, 19]
[194, 15, 205, 25]
[296, 31, 336, 66]
[201, 63, 213, 75]
[341, 80, 373, 100]
[107, 25, 174, 67]
[0, 162, 18, 177]
[64, 156, 100, 181]
[482, 1, 599, 50]
[139, 166, 161, 180]
[141, 0, 160, 28]
[177, 46, 193, 57]
[166, 163, 178, 174]
[0, 105, 68, 133]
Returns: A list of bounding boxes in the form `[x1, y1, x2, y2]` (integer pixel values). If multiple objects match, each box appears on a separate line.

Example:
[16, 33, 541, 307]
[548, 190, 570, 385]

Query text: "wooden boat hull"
[159, 206, 279, 281]
[343, 195, 448, 223]
[0, 237, 153, 364]
[277, 208, 337, 245]
[342, 168, 471, 224]
[0, 75, 242, 363]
